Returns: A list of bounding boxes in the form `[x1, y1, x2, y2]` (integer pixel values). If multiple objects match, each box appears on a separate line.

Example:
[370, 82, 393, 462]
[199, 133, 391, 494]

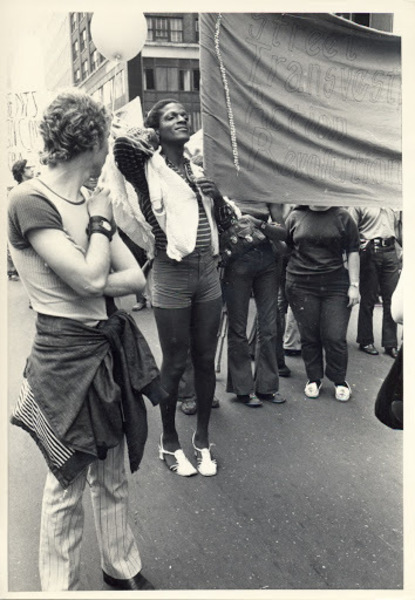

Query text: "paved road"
[7, 279, 403, 592]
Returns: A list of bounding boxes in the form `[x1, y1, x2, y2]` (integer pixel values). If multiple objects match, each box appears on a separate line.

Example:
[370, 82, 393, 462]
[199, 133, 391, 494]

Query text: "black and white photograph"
[2, 2, 413, 598]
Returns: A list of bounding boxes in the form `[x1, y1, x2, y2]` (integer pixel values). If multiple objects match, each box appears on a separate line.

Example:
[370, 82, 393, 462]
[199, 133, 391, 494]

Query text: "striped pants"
[39, 440, 142, 591]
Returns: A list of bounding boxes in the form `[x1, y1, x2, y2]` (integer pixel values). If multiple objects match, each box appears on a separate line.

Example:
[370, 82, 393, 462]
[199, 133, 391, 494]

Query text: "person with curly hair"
[8, 90, 162, 591]
[114, 99, 234, 477]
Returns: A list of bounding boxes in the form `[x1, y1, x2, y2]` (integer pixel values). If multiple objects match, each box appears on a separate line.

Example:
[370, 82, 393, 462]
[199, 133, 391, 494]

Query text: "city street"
[7, 278, 403, 593]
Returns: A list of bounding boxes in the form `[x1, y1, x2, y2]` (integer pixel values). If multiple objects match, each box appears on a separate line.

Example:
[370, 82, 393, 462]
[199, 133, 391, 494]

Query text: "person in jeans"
[285, 205, 360, 402]
[223, 201, 287, 407]
[348, 207, 402, 358]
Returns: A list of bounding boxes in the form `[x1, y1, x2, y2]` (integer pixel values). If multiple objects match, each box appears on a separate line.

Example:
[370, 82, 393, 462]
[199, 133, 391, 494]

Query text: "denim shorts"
[151, 247, 222, 309]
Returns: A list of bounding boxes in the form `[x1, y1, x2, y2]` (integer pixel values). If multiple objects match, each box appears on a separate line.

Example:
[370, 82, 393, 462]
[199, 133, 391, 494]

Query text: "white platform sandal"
[158, 434, 197, 477]
[191, 432, 217, 477]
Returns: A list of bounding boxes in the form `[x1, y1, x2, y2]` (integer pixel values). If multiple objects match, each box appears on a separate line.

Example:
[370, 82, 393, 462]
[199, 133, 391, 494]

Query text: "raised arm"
[113, 128, 155, 193]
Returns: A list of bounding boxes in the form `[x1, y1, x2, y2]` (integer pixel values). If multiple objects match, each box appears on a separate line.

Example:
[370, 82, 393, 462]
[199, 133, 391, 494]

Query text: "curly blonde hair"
[39, 90, 111, 165]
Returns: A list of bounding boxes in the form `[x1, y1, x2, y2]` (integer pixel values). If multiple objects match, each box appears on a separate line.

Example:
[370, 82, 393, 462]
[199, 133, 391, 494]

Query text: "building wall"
[336, 13, 394, 32]
[42, 14, 73, 91]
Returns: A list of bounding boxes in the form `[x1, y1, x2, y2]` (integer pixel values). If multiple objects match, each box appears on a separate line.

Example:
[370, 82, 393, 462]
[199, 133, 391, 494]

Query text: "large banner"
[200, 13, 402, 207]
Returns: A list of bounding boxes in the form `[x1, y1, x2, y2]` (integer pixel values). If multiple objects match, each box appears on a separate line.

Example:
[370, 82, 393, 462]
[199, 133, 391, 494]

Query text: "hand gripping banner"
[200, 13, 402, 207]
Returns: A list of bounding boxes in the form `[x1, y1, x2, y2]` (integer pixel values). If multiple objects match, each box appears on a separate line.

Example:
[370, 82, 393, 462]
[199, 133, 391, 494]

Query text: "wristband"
[87, 216, 115, 241]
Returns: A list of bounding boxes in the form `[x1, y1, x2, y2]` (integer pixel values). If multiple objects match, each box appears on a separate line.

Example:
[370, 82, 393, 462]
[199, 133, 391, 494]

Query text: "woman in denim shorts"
[114, 99, 235, 477]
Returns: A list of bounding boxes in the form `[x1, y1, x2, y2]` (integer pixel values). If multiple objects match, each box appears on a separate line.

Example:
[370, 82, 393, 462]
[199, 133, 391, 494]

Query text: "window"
[103, 80, 113, 107]
[179, 69, 191, 91]
[190, 111, 202, 132]
[170, 18, 183, 42]
[179, 69, 200, 91]
[71, 13, 77, 32]
[192, 69, 200, 91]
[146, 17, 183, 42]
[195, 17, 199, 41]
[336, 13, 370, 26]
[114, 70, 125, 99]
[91, 50, 100, 71]
[82, 59, 89, 79]
[80, 29, 87, 51]
[74, 69, 80, 83]
[144, 68, 155, 90]
[156, 67, 178, 91]
[352, 13, 370, 26]
[72, 40, 79, 60]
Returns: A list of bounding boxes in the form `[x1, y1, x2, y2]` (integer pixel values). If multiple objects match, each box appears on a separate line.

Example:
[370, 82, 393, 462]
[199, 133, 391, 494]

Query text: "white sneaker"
[304, 381, 322, 399]
[334, 382, 351, 402]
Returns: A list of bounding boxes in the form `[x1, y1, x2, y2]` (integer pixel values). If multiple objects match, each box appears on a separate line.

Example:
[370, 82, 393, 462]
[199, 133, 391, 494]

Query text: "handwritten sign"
[200, 13, 401, 207]
[6, 91, 50, 172]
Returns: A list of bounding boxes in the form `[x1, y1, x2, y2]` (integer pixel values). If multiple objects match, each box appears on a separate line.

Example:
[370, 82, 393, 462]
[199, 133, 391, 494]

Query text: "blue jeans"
[223, 243, 280, 395]
[286, 271, 351, 383]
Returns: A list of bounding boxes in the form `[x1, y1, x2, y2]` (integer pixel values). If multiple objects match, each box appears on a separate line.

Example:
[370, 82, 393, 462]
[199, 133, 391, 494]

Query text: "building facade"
[71, 12, 201, 132]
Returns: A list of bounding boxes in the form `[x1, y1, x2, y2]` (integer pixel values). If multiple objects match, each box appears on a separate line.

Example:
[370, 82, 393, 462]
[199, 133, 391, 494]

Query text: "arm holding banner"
[194, 176, 236, 232]
[347, 251, 360, 308]
[242, 202, 286, 246]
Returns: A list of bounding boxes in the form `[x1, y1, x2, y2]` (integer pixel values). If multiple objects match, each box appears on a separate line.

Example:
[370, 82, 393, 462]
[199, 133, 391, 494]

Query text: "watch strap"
[87, 216, 116, 241]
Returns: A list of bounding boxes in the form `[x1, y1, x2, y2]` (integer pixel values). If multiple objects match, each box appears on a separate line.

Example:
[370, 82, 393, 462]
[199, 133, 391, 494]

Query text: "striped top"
[113, 136, 211, 252]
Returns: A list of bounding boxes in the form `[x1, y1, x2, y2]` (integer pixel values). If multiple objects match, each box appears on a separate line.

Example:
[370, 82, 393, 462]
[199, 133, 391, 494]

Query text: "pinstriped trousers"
[39, 439, 142, 591]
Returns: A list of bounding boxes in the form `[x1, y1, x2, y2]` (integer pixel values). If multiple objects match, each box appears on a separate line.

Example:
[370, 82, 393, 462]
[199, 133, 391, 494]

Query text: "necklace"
[37, 179, 86, 205]
[162, 154, 195, 185]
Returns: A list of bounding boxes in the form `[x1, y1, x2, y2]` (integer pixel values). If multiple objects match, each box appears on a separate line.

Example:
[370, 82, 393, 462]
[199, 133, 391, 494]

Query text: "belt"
[372, 237, 395, 247]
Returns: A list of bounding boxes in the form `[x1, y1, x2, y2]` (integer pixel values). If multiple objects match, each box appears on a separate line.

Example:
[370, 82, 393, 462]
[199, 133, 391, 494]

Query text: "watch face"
[101, 220, 112, 231]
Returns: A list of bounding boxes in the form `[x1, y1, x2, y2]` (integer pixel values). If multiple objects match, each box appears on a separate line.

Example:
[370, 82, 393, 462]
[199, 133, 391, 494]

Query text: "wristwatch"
[87, 216, 115, 241]
[349, 282, 359, 288]
[259, 221, 267, 230]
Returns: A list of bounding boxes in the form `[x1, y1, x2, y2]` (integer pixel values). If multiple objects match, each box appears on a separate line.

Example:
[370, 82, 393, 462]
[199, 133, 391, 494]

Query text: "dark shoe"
[179, 397, 197, 415]
[132, 299, 146, 311]
[236, 393, 263, 407]
[385, 347, 398, 359]
[103, 570, 155, 590]
[257, 392, 287, 404]
[212, 395, 220, 408]
[284, 349, 301, 356]
[359, 343, 379, 356]
[278, 363, 291, 377]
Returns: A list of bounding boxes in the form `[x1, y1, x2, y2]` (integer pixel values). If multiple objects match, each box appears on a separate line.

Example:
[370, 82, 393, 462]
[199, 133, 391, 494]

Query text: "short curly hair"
[11, 159, 28, 183]
[39, 90, 111, 165]
[144, 98, 181, 129]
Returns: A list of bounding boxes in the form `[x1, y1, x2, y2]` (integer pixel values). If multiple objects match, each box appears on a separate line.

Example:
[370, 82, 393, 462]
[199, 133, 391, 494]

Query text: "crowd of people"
[7, 90, 403, 592]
